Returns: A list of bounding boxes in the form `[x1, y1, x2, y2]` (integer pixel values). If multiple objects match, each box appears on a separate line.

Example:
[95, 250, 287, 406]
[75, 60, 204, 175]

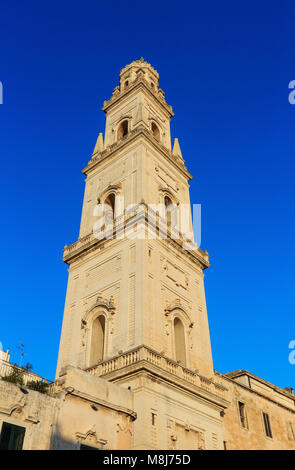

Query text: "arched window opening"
[124, 80, 129, 88]
[90, 315, 105, 366]
[174, 317, 186, 366]
[104, 193, 115, 230]
[151, 122, 160, 141]
[118, 120, 128, 139]
[164, 195, 173, 210]
[164, 195, 173, 228]
[103, 193, 116, 229]
[105, 193, 115, 214]
[151, 82, 154, 89]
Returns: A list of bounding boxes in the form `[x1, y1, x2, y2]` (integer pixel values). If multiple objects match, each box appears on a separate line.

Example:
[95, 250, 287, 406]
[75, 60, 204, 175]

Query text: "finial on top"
[172, 138, 183, 161]
[93, 132, 104, 155]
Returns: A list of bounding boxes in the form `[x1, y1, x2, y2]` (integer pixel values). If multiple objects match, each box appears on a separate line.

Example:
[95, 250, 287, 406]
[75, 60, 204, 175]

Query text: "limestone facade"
[0, 60, 294, 450]
[220, 371, 295, 450]
[0, 364, 134, 450]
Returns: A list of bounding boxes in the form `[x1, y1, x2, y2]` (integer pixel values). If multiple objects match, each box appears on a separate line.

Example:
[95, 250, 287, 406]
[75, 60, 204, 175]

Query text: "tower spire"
[172, 138, 183, 160]
[92, 132, 104, 155]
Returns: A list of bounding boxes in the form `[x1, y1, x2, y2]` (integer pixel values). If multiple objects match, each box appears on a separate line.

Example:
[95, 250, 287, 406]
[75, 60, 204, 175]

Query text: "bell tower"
[56, 59, 229, 450]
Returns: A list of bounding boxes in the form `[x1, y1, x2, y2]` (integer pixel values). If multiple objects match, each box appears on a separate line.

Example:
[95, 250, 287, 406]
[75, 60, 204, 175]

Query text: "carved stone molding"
[82, 294, 116, 327]
[97, 183, 122, 203]
[81, 293, 117, 364]
[76, 426, 107, 447]
[167, 418, 206, 450]
[0, 403, 39, 424]
[161, 258, 189, 290]
[164, 298, 189, 318]
[198, 432, 206, 450]
[116, 414, 133, 435]
[158, 185, 177, 200]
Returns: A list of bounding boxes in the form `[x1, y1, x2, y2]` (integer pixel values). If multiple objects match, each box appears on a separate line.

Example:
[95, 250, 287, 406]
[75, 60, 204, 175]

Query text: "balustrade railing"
[0, 360, 47, 385]
[86, 345, 227, 399]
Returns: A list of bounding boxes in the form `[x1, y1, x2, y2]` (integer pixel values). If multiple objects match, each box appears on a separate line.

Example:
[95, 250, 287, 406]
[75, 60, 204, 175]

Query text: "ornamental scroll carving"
[0, 402, 39, 425]
[80, 293, 117, 363]
[116, 414, 133, 436]
[76, 426, 107, 448]
[81, 293, 117, 334]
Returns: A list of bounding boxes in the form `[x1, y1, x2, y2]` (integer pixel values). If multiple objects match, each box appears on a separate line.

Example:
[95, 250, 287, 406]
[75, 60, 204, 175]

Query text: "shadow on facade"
[50, 424, 80, 450]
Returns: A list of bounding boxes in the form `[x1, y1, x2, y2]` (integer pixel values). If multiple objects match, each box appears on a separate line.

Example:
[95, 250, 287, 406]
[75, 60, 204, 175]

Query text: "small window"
[151, 122, 160, 141]
[124, 80, 129, 88]
[164, 195, 173, 210]
[151, 412, 157, 426]
[103, 193, 116, 233]
[0, 422, 25, 450]
[287, 421, 295, 441]
[104, 193, 115, 217]
[117, 120, 128, 139]
[238, 401, 248, 429]
[223, 440, 227, 450]
[90, 315, 105, 366]
[174, 317, 186, 366]
[164, 195, 174, 229]
[263, 412, 272, 438]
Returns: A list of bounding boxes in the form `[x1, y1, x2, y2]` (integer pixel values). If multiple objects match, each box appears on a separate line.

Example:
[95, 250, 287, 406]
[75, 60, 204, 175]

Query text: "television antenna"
[16, 342, 26, 368]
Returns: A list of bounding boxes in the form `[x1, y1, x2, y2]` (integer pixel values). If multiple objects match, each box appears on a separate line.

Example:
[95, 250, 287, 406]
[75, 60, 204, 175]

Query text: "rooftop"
[224, 369, 294, 398]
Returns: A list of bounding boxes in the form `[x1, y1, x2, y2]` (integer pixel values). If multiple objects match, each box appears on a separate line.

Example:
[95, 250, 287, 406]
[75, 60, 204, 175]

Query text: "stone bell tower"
[56, 59, 229, 450]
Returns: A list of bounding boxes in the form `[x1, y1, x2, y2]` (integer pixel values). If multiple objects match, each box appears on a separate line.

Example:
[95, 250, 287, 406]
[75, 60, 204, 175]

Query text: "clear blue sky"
[0, 1, 294, 387]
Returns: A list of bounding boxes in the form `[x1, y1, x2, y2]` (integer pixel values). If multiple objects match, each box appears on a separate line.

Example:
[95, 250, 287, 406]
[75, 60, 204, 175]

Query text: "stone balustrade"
[0, 359, 47, 385]
[86, 345, 227, 400]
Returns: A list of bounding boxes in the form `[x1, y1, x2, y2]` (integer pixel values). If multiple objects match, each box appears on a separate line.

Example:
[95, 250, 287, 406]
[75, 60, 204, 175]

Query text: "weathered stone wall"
[51, 367, 134, 450]
[219, 374, 295, 450]
[0, 379, 56, 449]
[106, 367, 227, 450]
[0, 367, 134, 450]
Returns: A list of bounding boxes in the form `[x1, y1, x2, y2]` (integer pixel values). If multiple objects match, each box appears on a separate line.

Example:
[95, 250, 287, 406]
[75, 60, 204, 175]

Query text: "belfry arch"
[173, 317, 186, 366]
[164, 300, 193, 368]
[90, 315, 105, 366]
[117, 119, 129, 139]
[98, 184, 123, 219]
[151, 121, 160, 141]
[82, 295, 116, 368]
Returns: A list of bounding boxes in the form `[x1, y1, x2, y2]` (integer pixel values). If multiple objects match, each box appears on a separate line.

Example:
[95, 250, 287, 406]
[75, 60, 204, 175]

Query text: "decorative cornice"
[102, 75, 173, 117]
[62, 206, 209, 271]
[84, 124, 191, 182]
[65, 388, 137, 421]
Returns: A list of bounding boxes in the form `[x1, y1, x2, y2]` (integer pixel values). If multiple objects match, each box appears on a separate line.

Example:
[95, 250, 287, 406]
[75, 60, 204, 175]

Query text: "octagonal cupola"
[119, 58, 159, 91]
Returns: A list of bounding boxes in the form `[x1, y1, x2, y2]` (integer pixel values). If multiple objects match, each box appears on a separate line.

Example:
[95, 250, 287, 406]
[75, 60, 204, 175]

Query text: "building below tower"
[0, 347, 294, 450]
